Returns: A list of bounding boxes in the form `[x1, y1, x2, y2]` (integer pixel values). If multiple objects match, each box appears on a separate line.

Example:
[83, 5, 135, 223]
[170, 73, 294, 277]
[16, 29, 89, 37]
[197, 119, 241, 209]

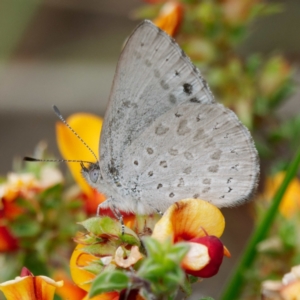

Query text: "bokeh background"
[0, 0, 300, 298]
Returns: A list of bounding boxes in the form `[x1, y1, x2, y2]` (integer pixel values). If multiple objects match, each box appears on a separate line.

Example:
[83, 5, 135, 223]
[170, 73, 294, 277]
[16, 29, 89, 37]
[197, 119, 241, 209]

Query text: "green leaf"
[10, 219, 40, 238]
[168, 243, 190, 262]
[79, 217, 120, 236]
[142, 237, 162, 258]
[120, 227, 141, 246]
[89, 270, 129, 297]
[83, 242, 118, 257]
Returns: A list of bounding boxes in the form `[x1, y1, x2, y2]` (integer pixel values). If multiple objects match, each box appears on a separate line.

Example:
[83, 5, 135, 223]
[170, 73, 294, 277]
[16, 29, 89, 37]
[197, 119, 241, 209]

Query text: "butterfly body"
[82, 20, 259, 215]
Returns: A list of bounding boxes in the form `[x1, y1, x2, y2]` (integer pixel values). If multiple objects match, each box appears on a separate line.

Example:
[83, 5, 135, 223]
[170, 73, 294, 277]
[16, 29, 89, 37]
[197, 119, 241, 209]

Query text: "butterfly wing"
[100, 20, 214, 185]
[122, 101, 259, 213]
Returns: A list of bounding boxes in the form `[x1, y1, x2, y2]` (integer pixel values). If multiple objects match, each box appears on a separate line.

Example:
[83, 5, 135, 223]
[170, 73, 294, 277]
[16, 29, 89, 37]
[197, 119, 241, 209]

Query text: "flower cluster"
[69, 199, 229, 299]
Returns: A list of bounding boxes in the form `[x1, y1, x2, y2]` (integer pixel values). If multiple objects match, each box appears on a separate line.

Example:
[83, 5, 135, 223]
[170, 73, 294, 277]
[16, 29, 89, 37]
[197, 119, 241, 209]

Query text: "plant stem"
[221, 147, 300, 300]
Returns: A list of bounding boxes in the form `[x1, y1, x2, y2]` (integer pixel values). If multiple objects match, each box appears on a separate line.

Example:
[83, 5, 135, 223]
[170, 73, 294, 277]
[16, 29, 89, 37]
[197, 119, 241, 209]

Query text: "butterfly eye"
[89, 169, 100, 183]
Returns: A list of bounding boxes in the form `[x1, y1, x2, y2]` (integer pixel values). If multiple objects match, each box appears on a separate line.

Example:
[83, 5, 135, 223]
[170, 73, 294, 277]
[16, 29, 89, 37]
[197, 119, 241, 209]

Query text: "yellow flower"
[56, 113, 107, 215]
[264, 172, 300, 218]
[70, 244, 120, 300]
[0, 267, 63, 300]
[56, 113, 102, 197]
[152, 198, 225, 242]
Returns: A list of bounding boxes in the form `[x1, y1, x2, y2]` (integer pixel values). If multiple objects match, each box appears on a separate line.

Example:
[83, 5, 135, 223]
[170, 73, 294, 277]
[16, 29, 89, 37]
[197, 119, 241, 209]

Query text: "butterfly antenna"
[23, 157, 93, 164]
[53, 105, 99, 162]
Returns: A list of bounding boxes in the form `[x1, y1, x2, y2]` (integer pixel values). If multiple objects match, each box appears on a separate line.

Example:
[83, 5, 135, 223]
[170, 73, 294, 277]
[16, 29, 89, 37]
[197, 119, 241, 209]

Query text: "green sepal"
[89, 270, 129, 297]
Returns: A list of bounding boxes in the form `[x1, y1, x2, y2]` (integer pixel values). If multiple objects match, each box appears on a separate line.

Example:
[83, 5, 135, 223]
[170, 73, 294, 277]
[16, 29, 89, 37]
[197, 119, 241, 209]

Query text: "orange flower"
[152, 199, 229, 277]
[69, 216, 143, 299]
[0, 267, 63, 300]
[70, 244, 120, 300]
[0, 226, 18, 252]
[56, 113, 106, 214]
[70, 244, 98, 292]
[53, 270, 86, 300]
[153, 1, 183, 36]
[264, 172, 300, 218]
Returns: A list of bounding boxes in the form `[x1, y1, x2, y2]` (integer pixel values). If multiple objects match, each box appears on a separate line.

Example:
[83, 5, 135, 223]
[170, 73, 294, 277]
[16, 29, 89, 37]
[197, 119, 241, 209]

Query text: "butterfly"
[80, 20, 259, 215]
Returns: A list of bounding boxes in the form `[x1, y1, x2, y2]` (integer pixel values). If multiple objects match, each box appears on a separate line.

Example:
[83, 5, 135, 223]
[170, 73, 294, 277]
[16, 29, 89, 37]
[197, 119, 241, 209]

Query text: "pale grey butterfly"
[78, 20, 260, 215]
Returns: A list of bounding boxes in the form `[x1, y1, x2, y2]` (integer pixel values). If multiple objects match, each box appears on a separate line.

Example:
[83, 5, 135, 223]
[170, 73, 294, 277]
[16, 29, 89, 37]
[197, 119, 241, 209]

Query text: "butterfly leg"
[96, 198, 125, 235]
[146, 202, 163, 216]
[154, 208, 163, 216]
[111, 203, 125, 235]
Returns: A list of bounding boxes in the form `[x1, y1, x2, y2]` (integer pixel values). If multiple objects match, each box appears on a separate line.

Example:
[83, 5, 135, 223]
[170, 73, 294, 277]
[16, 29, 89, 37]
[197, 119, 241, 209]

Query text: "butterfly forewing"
[100, 20, 214, 185]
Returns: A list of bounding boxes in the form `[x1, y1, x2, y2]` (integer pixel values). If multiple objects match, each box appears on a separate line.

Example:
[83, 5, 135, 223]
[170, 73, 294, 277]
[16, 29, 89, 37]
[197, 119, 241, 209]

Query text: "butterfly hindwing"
[121, 101, 259, 212]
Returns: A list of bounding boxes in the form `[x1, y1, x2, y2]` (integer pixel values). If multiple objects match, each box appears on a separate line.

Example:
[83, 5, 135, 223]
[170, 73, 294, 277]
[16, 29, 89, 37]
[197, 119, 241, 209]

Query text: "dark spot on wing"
[184, 152, 194, 160]
[154, 69, 160, 78]
[156, 124, 169, 135]
[183, 83, 193, 95]
[177, 119, 191, 136]
[160, 161, 168, 168]
[208, 165, 219, 173]
[177, 178, 184, 187]
[190, 97, 200, 103]
[145, 59, 152, 67]
[161, 80, 169, 90]
[168, 148, 178, 156]
[147, 147, 154, 154]
[202, 187, 211, 193]
[210, 149, 222, 160]
[203, 178, 211, 185]
[169, 94, 177, 104]
[193, 129, 206, 141]
[183, 167, 192, 174]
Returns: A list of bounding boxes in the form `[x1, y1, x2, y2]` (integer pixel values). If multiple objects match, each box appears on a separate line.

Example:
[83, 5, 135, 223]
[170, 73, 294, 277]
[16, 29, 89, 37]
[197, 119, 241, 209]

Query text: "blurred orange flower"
[0, 168, 63, 252]
[54, 270, 86, 300]
[153, 1, 183, 36]
[152, 198, 229, 277]
[221, 0, 260, 24]
[0, 226, 18, 252]
[264, 172, 300, 218]
[56, 113, 106, 214]
[0, 267, 63, 300]
[262, 265, 300, 299]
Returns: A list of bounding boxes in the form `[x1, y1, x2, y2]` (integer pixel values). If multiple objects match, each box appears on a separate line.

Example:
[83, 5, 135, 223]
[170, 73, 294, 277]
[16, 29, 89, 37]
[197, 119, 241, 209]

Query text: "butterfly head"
[81, 161, 103, 188]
